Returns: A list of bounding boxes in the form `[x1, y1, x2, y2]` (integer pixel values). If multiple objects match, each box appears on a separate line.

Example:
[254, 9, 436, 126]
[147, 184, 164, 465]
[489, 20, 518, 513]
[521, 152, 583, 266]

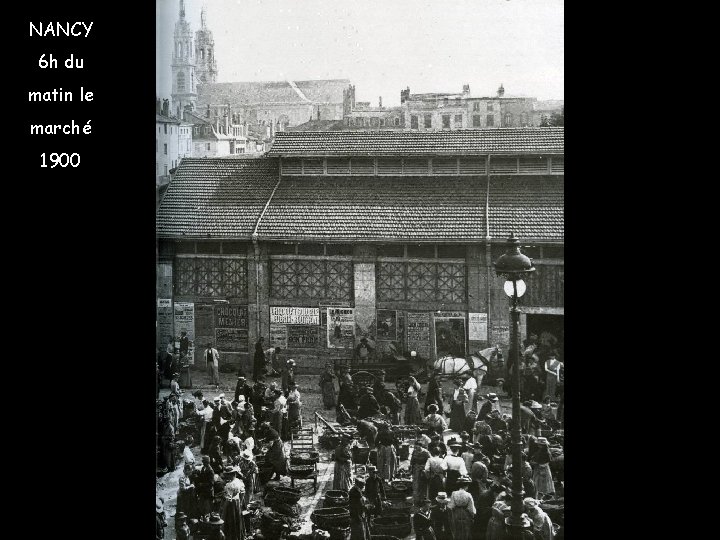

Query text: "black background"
[5, 1, 673, 537]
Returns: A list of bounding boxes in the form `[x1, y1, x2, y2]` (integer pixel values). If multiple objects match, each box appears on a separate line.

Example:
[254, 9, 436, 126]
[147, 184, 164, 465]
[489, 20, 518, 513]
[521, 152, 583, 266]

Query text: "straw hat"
[436, 492, 449, 504]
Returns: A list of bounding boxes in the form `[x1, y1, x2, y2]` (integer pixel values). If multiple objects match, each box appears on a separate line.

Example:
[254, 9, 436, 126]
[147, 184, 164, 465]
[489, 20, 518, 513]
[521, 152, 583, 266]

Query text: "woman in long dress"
[530, 438, 555, 499]
[423, 404, 448, 437]
[447, 478, 476, 540]
[319, 364, 337, 409]
[237, 450, 258, 504]
[405, 376, 423, 425]
[220, 467, 246, 540]
[544, 353, 562, 400]
[486, 500, 511, 540]
[375, 425, 397, 481]
[177, 463, 199, 519]
[524, 498, 555, 540]
[333, 435, 354, 492]
[449, 379, 468, 433]
[424, 447, 447, 501]
[425, 371, 443, 414]
[410, 439, 431, 506]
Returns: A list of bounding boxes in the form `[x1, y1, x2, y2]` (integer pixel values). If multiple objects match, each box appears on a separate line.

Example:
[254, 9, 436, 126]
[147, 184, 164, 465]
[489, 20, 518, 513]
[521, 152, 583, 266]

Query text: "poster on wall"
[490, 324, 510, 348]
[174, 302, 195, 365]
[327, 308, 355, 348]
[270, 323, 288, 349]
[468, 313, 488, 341]
[157, 299, 174, 349]
[320, 302, 351, 327]
[434, 313, 467, 358]
[270, 307, 319, 325]
[376, 310, 398, 340]
[214, 304, 249, 350]
[406, 312, 432, 359]
[287, 325, 319, 348]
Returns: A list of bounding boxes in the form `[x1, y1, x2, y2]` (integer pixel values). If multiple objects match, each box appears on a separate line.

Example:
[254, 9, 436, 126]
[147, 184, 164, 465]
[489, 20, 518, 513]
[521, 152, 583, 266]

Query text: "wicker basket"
[272, 486, 302, 504]
[290, 451, 320, 465]
[371, 514, 412, 538]
[324, 490, 349, 508]
[311, 507, 351, 529]
[288, 464, 316, 478]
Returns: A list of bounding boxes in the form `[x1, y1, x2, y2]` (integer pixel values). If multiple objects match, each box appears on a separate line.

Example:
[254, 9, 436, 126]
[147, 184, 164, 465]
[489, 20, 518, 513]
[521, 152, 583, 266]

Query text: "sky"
[157, 0, 563, 107]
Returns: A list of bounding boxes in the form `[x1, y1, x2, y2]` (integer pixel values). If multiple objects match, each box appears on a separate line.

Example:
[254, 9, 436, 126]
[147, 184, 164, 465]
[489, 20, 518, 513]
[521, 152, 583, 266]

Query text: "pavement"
[156, 371, 513, 539]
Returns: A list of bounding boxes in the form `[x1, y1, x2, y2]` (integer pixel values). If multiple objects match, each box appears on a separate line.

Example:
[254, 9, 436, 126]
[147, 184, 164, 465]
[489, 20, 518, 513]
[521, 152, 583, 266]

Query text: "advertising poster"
[214, 304, 249, 350]
[434, 313, 467, 358]
[468, 313, 488, 341]
[270, 307, 319, 325]
[287, 325, 319, 348]
[157, 298, 174, 349]
[406, 312, 432, 359]
[376, 309, 398, 340]
[269, 323, 288, 349]
[174, 302, 195, 365]
[327, 307, 355, 348]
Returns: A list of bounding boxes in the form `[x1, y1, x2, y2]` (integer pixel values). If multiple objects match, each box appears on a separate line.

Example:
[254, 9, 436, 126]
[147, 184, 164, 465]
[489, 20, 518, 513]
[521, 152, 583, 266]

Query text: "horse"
[432, 345, 504, 387]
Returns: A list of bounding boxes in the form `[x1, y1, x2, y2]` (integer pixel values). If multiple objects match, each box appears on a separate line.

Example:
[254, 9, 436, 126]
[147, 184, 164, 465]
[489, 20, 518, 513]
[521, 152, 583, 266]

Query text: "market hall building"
[155, 128, 564, 374]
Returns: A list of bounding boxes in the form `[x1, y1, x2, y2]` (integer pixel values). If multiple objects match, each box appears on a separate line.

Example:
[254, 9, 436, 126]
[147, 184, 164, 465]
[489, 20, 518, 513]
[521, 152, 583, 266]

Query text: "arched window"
[505, 113, 513, 126]
[394, 117, 400, 126]
[177, 72, 186, 92]
[201, 49, 205, 60]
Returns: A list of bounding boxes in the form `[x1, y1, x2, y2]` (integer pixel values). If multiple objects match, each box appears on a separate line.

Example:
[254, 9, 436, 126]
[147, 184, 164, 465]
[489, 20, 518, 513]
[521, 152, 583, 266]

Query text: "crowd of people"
[156, 340, 305, 540]
[320, 356, 563, 540]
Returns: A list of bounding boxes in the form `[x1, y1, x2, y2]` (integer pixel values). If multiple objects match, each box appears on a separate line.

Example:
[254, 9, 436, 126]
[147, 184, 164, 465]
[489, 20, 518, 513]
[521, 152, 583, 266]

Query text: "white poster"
[174, 302, 195, 365]
[270, 306, 319, 325]
[469, 313, 488, 341]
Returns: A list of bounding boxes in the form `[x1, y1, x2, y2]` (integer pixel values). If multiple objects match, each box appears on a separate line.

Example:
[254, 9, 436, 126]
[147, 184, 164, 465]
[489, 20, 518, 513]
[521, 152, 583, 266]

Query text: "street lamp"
[493, 233, 535, 538]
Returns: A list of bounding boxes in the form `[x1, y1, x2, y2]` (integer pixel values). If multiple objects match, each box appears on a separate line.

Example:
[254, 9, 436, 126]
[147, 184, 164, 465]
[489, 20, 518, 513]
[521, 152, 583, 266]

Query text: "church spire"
[179, 0, 186, 20]
[201, 5, 207, 28]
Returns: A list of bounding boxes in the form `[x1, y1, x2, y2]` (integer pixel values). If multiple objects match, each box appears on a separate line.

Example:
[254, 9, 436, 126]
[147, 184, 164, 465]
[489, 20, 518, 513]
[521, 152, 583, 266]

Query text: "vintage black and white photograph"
[155, 1, 564, 538]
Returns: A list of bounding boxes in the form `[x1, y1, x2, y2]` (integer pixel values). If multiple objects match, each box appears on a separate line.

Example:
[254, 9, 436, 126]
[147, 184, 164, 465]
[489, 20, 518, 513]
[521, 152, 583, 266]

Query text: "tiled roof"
[156, 114, 181, 124]
[196, 79, 348, 106]
[156, 159, 563, 242]
[156, 158, 278, 239]
[256, 176, 488, 241]
[488, 177, 564, 241]
[266, 128, 564, 157]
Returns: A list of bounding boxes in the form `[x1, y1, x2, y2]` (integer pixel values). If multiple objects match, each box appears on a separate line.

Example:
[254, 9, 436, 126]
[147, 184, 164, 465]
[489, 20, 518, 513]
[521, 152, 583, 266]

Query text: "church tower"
[194, 6, 218, 84]
[171, 0, 197, 118]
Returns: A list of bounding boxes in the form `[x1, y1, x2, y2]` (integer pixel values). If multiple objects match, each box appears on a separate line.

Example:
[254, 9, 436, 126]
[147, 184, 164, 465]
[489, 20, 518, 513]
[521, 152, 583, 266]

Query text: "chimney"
[225, 113, 229, 135]
[379, 96, 383, 108]
[462, 84, 470, 96]
[497, 84, 505, 98]
[162, 99, 169, 117]
[206, 104, 211, 118]
[401, 87, 410, 104]
[156, 98, 162, 115]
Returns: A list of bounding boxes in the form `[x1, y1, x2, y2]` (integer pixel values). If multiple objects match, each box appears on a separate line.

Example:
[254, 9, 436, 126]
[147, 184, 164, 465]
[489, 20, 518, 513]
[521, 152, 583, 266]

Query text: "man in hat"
[364, 465, 387, 516]
[357, 386, 380, 419]
[487, 408, 508, 434]
[413, 498, 436, 540]
[196, 456, 215, 517]
[354, 336, 374, 364]
[373, 370, 387, 399]
[348, 477, 372, 540]
[383, 388, 403, 425]
[410, 438, 431, 506]
[214, 394, 234, 444]
[478, 393, 498, 420]
[427, 434, 447, 458]
[445, 439, 468, 495]
[175, 512, 191, 540]
[431, 492, 453, 540]
[156, 497, 167, 539]
[204, 342, 220, 389]
[234, 375, 253, 406]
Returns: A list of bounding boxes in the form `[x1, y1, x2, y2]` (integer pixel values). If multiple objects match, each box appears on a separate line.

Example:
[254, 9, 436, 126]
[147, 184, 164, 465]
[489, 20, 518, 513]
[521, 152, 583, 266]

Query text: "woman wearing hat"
[413, 498, 437, 540]
[449, 378, 468, 432]
[205, 513, 226, 540]
[237, 450, 258, 503]
[319, 364, 337, 409]
[221, 466, 245, 540]
[447, 476, 475, 540]
[445, 441, 468, 495]
[410, 438, 431, 506]
[177, 462, 199, 519]
[376, 423, 397, 481]
[364, 465, 387, 516]
[405, 376, 424, 425]
[332, 434, 354, 492]
[287, 383, 302, 431]
[524, 498, 555, 540]
[265, 427, 287, 481]
[486, 500, 510, 540]
[423, 404, 448, 437]
[270, 389, 286, 440]
[424, 446, 447, 502]
[430, 492, 453, 540]
[530, 438, 555, 499]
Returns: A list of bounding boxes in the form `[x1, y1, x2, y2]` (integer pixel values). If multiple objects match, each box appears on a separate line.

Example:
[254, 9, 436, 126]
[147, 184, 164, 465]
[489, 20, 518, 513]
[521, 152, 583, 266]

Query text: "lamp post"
[493, 233, 535, 538]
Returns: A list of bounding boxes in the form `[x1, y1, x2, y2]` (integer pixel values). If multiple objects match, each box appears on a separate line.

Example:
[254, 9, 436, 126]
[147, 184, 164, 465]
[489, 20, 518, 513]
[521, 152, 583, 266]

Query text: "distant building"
[156, 99, 181, 187]
[185, 106, 251, 157]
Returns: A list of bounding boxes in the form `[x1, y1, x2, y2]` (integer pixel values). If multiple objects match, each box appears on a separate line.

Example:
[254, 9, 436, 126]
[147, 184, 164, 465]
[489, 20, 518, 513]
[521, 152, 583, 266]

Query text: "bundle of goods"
[312, 524, 351, 540]
[310, 507, 351, 529]
[384, 498, 413, 515]
[323, 490, 349, 508]
[290, 451, 320, 465]
[385, 480, 411, 500]
[371, 513, 412, 538]
[351, 445, 371, 464]
[272, 502, 301, 517]
[393, 468, 411, 480]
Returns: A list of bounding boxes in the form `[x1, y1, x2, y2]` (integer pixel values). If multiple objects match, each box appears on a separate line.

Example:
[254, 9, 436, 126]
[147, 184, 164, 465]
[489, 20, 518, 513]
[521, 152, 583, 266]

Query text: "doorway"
[526, 314, 564, 361]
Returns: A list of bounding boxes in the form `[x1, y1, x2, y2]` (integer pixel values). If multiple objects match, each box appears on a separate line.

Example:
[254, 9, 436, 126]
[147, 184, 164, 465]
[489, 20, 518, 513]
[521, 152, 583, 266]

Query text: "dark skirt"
[222, 498, 245, 540]
[322, 382, 337, 409]
[449, 402, 466, 432]
[428, 473, 445, 501]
